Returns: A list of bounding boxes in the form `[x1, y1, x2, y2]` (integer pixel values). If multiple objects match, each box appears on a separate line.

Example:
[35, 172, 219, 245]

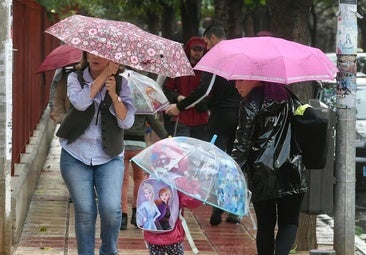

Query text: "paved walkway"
[12, 132, 337, 255]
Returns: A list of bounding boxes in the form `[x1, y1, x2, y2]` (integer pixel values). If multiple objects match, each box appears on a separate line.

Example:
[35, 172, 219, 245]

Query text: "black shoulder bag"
[287, 88, 329, 169]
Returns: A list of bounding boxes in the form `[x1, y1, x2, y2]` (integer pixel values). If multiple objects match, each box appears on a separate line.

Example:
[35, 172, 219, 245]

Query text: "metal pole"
[334, 108, 356, 255]
[334, 1, 358, 254]
[0, 1, 14, 254]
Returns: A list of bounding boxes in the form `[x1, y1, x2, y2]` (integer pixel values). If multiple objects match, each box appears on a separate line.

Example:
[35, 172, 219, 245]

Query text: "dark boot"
[120, 213, 128, 230]
[210, 207, 224, 226]
[226, 213, 241, 224]
[275, 224, 298, 255]
[131, 208, 137, 227]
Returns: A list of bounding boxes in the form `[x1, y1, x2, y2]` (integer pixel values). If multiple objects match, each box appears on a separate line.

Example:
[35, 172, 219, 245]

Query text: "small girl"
[143, 190, 201, 255]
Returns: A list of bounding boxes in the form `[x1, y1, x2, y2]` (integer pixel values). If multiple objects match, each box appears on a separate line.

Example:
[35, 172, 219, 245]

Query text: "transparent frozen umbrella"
[121, 70, 169, 115]
[131, 135, 250, 217]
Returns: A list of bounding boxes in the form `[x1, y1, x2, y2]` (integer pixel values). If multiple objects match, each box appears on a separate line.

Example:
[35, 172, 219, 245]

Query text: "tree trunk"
[267, 0, 317, 251]
[180, 0, 201, 44]
[160, 2, 176, 41]
[267, 0, 311, 44]
[213, 0, 229, 28]
[146, 10, 160, 35]
[295, 213, 318, 251]
[226, 0, 243, 39]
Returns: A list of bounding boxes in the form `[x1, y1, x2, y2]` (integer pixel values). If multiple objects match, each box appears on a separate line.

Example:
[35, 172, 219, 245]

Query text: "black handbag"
[288, 89, 329, 169]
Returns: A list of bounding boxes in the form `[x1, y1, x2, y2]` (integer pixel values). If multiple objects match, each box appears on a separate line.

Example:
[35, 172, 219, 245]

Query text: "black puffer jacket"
[231, 84, 307, 202]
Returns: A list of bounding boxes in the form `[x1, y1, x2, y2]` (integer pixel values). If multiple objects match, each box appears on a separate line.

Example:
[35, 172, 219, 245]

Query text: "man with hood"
[163, 37, 209, 141]
[165, 26, 242, 225]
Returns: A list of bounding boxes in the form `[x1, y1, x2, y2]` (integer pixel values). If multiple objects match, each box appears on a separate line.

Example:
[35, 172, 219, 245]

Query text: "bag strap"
[76, 70, 87, 88]
[179, 210, 199, 254]
[284, 87, 299, 100]
[284, 87, 306, 116]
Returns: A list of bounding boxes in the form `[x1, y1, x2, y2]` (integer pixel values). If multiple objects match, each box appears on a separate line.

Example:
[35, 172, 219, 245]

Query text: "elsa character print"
[137, 183, 161, 230]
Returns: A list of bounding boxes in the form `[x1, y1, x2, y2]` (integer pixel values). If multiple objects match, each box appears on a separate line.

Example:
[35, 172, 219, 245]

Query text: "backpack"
[136, 177, 179, 233]
[288, 89, 329, 169]
[136, 177, 200, 254]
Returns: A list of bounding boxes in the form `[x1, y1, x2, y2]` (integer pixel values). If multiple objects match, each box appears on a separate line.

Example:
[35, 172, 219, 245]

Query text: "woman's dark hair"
[75, 51, 88, 71]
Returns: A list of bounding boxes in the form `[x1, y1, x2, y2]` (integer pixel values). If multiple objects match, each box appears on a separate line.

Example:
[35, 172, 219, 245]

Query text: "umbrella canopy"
[45, 15, 194, 78]
[37, 44, 82, 73]
[121, 70, 169, 114]
[131, 136, 249, 217]
[194, 37, 338, 84]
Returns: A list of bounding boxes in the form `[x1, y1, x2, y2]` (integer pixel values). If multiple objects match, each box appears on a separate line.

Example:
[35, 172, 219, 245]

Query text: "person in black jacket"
[231, 80, 307, 255]
[165, 25, 242, 225]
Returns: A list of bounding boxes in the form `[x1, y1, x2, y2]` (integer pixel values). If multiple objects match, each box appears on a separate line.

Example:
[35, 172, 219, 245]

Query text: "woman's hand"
[165, 104, 180, 116]
[103, 62, 120, 77]
[177, 95, 185, 102]
[106, 74, 128, 121]
[103, 62, 119, 101]
[90, 61, 120, 98]
[105, 76, 117, 100]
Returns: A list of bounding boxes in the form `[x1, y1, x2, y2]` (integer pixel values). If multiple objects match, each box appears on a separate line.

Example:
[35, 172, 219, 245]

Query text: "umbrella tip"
[210, 135, 217, 144]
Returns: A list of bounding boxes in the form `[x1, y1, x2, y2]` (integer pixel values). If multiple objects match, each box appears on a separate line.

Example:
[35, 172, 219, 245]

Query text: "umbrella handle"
[184, 74, 216, 110]
[247, 191, 257, 230]
[179, 211, 199, 254]
[173, 116, 179, 137]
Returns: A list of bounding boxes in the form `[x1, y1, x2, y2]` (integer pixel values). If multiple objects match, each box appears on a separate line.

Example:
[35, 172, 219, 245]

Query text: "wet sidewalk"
[12, 132, 336, 255]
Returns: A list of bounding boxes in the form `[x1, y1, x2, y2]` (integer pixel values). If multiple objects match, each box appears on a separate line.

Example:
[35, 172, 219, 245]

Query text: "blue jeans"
[60, 149, 123, 255]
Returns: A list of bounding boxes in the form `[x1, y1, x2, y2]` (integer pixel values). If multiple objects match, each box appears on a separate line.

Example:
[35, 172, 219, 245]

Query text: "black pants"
[252, 193, 304, 255]
[208, 108, 238, 152]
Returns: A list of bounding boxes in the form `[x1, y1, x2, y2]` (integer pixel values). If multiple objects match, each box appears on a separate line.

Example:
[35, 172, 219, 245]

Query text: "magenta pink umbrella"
[45, 15, 193, 78]
[194, 37, 337, 84]
[37, 44, 82, 73]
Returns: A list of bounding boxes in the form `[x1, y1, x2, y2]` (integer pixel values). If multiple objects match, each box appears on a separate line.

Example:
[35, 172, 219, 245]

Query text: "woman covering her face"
[57, 51, 136, 255]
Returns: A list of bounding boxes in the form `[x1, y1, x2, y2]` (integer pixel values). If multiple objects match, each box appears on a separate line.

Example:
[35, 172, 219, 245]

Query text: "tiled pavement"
[12, 132, 336, 255]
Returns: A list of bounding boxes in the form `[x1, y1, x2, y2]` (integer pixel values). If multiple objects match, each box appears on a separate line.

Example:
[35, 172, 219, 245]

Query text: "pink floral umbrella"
[45, 15, 194, 78]
[194, 36, 338, 84]
[37, 44, 82, 73]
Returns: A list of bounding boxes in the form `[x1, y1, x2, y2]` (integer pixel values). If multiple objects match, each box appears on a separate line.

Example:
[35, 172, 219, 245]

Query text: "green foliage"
[355, 225, 364, 236]
[80, 0, 128, 20]
[35, 0, 253, 28]
[37, 0, 213, 26]
[36, 0, 132, 20]
[201, 0, 214, 17]
[244, 0, 266, 9]
[35, 0, 68, 13]
[35, 0, 79, 18]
